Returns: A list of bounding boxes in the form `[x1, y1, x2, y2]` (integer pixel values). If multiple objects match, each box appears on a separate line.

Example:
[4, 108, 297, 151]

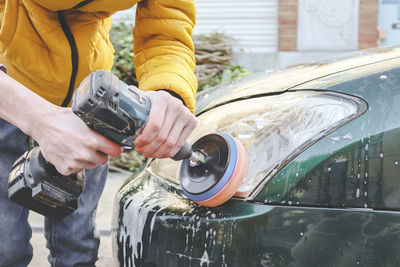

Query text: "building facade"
[113, 0, 382, 71]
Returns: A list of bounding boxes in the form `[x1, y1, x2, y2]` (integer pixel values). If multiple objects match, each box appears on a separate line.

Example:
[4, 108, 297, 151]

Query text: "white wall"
[297, 0, 360, 51]
[378, 0, 400, 47]
[112, 1, 279, 53]
[194, 0, 279, 53]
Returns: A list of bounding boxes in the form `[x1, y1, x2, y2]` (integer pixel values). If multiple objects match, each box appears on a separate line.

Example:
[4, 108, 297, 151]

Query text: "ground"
[28, 169, 130, 267]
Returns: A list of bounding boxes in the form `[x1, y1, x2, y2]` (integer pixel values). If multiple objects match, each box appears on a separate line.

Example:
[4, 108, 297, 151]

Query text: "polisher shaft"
[171, 142, 207, 165]
[189, 151, 207, 167]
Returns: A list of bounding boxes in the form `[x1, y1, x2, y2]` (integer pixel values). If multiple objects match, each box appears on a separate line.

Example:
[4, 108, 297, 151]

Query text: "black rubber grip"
[171, 142, 193, 161]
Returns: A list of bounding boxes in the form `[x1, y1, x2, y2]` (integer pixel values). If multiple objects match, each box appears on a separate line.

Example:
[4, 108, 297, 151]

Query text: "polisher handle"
[171, 142, 193, 161]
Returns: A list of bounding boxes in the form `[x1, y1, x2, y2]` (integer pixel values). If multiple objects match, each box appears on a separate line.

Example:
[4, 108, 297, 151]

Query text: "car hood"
[196, 46, 400, 114]
[113, 166, 400, 267]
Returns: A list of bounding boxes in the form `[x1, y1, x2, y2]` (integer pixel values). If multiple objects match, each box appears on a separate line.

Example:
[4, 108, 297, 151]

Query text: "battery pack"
[8, 147, 84, 219]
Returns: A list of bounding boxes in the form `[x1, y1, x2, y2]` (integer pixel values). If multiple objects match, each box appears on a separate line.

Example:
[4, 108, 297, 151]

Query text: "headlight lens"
[149, 90, 367, 198]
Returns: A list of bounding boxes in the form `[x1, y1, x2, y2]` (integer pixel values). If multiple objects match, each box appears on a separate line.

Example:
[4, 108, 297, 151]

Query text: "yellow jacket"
[0, 0, 197, 113]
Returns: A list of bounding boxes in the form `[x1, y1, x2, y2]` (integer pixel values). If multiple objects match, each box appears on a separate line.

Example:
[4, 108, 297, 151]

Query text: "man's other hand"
[134, 90, 198, 159]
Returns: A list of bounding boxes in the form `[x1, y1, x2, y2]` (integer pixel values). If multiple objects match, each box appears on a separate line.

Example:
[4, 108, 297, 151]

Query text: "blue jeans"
[0, 118, 108, 266]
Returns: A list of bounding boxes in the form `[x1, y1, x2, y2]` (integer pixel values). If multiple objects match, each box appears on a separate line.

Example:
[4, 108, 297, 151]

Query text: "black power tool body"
[8, 70, 247, 219]
[8, 70, 197, 219]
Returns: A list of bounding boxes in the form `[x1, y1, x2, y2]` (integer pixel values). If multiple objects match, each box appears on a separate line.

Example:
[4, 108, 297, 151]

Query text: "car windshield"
[149, 90, 367, 198]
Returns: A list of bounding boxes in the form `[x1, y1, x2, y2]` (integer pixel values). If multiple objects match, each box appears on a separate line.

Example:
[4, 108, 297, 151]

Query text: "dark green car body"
[112, 48, 400, 267]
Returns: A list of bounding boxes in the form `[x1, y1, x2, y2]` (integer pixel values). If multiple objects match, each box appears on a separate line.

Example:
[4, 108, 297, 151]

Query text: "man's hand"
[31, 106, 122, 176]
[134, 90, 198, 158]
[0, 71, 121, 176]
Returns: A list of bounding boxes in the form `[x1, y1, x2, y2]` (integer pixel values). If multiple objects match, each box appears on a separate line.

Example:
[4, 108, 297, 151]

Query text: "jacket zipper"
[74, 0, 94, 9]
[57, 11, 79, 107]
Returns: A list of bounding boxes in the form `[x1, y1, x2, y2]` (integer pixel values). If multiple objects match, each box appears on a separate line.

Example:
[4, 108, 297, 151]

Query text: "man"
[0, 0, 197, 266]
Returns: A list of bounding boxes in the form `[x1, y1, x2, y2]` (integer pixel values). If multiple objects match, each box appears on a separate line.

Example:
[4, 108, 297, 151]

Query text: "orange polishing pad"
[180, 133, 248, 207]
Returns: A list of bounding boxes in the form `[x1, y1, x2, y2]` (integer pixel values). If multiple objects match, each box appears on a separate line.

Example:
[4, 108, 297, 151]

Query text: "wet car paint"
[112, 49, 400, 266]
[114, 171, 400, 266]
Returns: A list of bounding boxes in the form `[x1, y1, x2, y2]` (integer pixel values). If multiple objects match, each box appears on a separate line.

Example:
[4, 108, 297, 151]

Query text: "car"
[111, 46, 400, 267]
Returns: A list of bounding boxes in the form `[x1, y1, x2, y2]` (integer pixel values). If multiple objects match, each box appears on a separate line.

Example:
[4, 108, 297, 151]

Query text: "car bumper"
[112, 169, 400, 267]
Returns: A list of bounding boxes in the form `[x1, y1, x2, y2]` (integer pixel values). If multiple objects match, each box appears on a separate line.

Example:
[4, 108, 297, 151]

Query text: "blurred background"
[113, 0, 399, 75]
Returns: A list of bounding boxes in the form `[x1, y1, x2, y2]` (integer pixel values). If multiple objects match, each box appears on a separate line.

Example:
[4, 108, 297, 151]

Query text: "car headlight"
[149, 90, 367, 198]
